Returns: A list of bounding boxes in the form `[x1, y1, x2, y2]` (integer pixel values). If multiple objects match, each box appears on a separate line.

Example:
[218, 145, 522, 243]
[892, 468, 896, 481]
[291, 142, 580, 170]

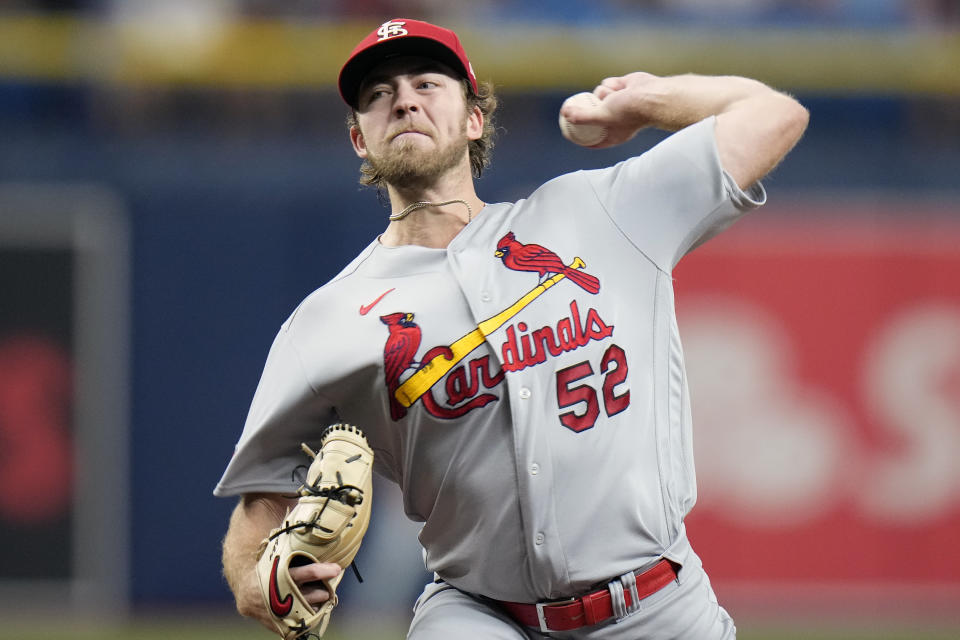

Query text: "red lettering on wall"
[0, 335, 73, 524]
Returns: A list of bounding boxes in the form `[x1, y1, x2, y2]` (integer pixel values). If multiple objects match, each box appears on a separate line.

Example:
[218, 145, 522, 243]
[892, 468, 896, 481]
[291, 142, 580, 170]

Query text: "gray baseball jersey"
[215, 116, 765, 604]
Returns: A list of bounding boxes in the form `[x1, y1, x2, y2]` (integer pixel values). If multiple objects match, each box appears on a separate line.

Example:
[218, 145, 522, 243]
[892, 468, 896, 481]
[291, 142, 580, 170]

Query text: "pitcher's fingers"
[289, 562, 342, 585]
[299, 582, 332, 607]
[596, 76, 627, 96]
[288, 563, 341, 608]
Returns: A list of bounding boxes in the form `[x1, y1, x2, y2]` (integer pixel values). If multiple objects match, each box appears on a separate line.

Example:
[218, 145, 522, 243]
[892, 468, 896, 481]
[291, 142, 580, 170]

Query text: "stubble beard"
[366, 126, 470, 191]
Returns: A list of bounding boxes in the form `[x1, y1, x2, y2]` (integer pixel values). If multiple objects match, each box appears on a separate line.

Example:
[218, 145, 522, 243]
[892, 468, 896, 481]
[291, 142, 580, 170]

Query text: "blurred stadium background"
[1, 1, 958, 638]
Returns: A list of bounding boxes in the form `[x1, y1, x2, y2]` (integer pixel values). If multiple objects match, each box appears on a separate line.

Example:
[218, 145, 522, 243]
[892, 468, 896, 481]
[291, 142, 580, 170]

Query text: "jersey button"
[518, 387, 531, 399]
[534, 533, 545, 545]
[480, 291, 492, 302]
[529, 463, 539, 475]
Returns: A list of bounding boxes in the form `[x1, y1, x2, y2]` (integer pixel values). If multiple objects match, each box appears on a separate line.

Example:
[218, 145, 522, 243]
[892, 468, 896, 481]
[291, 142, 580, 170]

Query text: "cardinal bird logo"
[495, 232, 600, 294]
[380, 312, 422, 420]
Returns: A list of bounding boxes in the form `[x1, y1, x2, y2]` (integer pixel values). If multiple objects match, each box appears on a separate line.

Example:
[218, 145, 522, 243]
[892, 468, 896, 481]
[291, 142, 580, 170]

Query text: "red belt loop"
[579, 589, 605, 626]
[496, 558, 679, 633]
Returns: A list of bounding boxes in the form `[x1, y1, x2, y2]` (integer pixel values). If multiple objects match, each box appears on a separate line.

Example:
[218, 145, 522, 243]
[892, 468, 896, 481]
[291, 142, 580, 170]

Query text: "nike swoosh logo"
[359, 288, 396, 316]
[268, 556, 294, 617]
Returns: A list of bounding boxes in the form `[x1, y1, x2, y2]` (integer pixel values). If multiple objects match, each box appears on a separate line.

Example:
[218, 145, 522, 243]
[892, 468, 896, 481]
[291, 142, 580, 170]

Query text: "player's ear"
[350, 125, 368, 159]
[466, 105, 483, 142]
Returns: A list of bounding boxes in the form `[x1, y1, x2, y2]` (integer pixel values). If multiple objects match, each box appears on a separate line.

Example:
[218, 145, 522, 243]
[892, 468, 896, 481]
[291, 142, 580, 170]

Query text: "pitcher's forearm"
[623, 74, 787, 131]
[222, 494, 292, 620]
[577, 72, 808, 187]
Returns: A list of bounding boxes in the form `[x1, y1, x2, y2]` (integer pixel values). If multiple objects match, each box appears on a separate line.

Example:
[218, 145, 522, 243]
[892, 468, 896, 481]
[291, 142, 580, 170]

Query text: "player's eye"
[358, 88, 388, 110]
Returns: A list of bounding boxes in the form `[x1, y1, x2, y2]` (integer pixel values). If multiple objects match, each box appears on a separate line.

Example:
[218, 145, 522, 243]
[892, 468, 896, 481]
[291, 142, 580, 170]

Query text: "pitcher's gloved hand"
[255, 424, 374, 639]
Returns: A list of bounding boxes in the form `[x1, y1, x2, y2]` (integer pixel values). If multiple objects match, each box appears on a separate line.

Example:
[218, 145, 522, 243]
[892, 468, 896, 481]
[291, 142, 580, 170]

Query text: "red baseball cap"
[338, 18, 478, 109]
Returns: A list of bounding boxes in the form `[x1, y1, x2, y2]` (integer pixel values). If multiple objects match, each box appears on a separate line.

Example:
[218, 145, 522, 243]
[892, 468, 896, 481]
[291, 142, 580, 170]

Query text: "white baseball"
[558, 92, 607, 147]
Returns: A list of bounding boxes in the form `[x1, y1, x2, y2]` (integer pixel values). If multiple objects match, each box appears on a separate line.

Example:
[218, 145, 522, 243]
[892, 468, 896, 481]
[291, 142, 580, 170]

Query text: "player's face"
[350, 56, 483, 188]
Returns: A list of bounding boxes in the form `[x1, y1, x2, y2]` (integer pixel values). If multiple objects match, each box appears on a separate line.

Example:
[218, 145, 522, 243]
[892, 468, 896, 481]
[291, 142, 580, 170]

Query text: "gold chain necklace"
[388, 199, 472, 222]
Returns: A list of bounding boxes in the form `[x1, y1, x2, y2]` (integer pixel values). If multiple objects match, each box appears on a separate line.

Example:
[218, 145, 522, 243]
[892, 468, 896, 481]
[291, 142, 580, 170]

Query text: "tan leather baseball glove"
[256, 424, 374, 639]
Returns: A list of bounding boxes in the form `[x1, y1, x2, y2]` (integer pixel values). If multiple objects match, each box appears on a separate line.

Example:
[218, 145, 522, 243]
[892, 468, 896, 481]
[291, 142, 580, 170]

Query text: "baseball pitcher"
[216, 17, 808, 639]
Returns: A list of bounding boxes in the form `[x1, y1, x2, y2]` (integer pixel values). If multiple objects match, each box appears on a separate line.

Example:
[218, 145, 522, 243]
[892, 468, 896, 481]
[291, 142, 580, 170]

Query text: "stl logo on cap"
[377, 20, 408, 41]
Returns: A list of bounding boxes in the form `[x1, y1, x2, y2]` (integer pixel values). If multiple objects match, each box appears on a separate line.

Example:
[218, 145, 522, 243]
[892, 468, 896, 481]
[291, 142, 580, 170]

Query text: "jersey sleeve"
[213, 323, 337, 497]
[586, 116, 766, 271]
